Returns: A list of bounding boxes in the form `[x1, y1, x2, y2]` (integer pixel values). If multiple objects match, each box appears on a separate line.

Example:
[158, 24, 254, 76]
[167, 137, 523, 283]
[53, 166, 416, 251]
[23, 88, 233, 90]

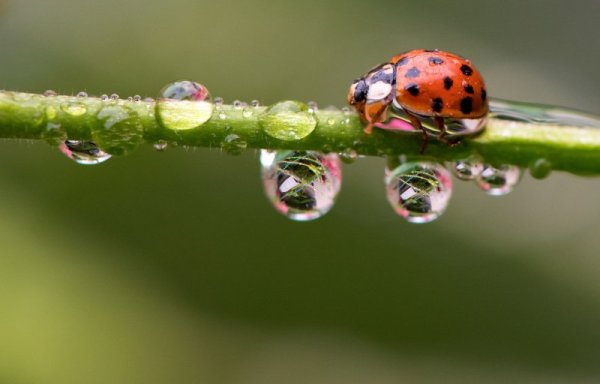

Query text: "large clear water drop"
[385, 161, 453, 223]
[59, 140, 111, 165]
[261, 150, 342, 221]
[475, 164, 522, 196]
[259, 101, 317, 141]
[156, 80, 214, 130]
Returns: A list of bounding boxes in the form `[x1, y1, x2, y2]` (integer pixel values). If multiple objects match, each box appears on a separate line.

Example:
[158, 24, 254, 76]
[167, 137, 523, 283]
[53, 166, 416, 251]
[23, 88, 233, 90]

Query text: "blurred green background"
[1, 0, 600, 382]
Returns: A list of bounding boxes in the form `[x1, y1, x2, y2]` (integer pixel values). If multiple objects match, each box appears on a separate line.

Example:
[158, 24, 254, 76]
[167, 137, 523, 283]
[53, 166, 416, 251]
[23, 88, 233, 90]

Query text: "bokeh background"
[1, 0, 600, 382]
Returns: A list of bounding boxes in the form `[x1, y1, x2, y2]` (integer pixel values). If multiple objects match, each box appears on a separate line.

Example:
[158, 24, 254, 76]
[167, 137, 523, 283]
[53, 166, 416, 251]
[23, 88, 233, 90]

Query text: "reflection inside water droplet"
[261, 150, 342, 221]
[452, 156, 485, 180]
[385, 161, 452, 223]
[156, 80, 214, 130]
[59, 140, 111, 165]
[475, 164, 522, 196]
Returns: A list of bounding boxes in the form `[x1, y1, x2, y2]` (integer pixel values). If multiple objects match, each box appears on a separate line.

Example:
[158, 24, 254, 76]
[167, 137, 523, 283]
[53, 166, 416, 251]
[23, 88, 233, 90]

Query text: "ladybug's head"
[347, 63, 395, 113]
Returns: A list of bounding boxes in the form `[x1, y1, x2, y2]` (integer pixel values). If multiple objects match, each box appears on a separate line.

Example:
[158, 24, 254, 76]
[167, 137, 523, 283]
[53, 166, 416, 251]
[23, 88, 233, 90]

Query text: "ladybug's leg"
[434, 116, 460, 147]
[363, 100, 389, 135]
[404, 109, 429, 154]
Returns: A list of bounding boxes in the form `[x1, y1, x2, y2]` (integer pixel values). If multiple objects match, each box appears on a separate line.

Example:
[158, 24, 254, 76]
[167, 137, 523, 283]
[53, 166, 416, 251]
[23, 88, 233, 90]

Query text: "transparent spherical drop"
[261, 150, 342, 221]
[529, 158, 552, 179]
[59, 140, 111, 165]
[452, 156, 485, 180]
[385, 161, 453, 223]
[259, 101, 317, 141]
[475, 164, 522, 196]
[156, 80, 214, 130]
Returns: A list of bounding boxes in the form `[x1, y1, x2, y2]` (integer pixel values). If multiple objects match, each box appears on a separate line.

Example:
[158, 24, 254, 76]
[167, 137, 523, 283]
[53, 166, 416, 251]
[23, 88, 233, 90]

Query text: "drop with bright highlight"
[259, 101, 317, 141]
[261, 150, 342, 221]
[156, 81, 214, 131]
[475, 164, 522, 196]
[385, 161, 453, 223]
[59, 140, 112, 165]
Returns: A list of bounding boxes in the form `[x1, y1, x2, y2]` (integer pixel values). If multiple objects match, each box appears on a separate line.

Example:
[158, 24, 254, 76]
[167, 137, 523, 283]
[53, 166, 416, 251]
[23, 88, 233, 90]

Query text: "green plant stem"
[0, 91, 599, 175]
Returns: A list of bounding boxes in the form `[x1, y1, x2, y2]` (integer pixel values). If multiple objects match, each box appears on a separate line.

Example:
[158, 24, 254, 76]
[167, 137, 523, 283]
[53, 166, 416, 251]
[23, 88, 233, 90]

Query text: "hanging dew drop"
[385, 161, 453, 223]
[153, 140, 168, 151]
[259, 101, 317, 141]
[221, 134, 247, 156]
[452, 156, 485, 180]
[529, 158, 552, 179]
[475, 164, 522, 196]
[261, 150, 342, 221]
[339, 148, 358, 164]
[156, 80, 214, 131]
[59, 140, 111, 165]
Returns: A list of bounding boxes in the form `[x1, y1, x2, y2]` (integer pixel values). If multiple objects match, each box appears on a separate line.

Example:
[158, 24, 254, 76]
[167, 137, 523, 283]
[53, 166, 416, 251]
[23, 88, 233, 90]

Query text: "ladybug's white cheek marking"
[367, 81, 392, 102]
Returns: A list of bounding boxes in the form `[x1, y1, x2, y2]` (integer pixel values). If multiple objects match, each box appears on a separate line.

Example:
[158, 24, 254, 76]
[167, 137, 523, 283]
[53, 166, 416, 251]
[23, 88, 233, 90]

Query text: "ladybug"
[348, 49, 488, 151]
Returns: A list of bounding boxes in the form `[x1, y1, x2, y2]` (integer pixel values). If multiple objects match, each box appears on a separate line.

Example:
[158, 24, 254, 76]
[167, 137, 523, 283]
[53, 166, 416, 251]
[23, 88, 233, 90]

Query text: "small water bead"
[307, 101, 318, 113]
[233, 100, 243, 109]
[259, 100, 317, 141]
[385, 161, 453, 224]
[77, 91, 88, 98]
[529, 158, 552, 179]
[127, 96, 133, 101]
[153, 140, 168, 151]
[261, 150, 342, 221]
[100, 94, 109, 101]
[251, 100, 260, 108]
[214, 97, 224, 107]
[43, 90, 58, 97]
[156, 80, 214, 130]
[110, 93, 119, 100]
[93, 105, 143, 155]
[59, 140, 111, 165]
[475, 164, 522, 196]
[61, 102, 87, 116]
[221, 134, 247, 156]
[133, 95, 141, 102]
[452, 156, 485, 180]
[143, 97, 154, 103]
[339, 148, 358, 164]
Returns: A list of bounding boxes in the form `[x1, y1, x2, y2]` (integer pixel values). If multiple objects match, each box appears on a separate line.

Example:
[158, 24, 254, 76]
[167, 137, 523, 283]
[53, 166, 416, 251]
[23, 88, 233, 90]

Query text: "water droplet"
[133, 95, 141, 102]
[385, 161, 453, 223]
[251, 100, 260, 108]
[100, 94, 109, 101]
[156, 80, 214, 130]
[59, 140, 111, 165]
[127, 96, 133, 101]
[43, 90, 57, 97]
[61, 102, 87, 116]
[110, 93, 119, 100]
[261, 150, 342, 221]
[221, 134, 247, 155]
[153, 140, 168, 151]
[93, 105, 143, 155]
[475, 164, 522, 196]
[77, 91, 88, 98]
[214, 97, 224, 107]
[529, 158, 552, 179]
[242, 108, 253, 118]
[233, 100, 243, 109]
[218, 111, 227, 120]
[452, 156, 484, 180]
[307, 101, 318, 113]
[339, 148, 358, 164]
[143, 97, 154, 103]
[259, 100, 317, 141]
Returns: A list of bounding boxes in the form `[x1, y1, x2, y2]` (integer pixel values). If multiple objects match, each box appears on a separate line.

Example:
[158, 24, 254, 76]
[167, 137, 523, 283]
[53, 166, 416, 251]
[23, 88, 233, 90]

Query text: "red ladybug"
[348, 49, 488, 151]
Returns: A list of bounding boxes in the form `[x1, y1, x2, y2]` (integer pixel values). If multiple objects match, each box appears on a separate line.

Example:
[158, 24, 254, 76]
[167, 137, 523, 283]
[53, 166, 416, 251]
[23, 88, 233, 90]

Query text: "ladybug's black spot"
[460, 64, 473, 76]
[460, 97, 473, 114]
[405, 67, 421, 78]
[432, 97, 444, 113]
[481, 88, 487, 102]
[405, 84, 420, 96]
[428, 57, 444, 65]
[443, 76, 453, 90]
[396, 57, 409, 66]
[353, 80, 368, 103]
[464, 84, 474, 94]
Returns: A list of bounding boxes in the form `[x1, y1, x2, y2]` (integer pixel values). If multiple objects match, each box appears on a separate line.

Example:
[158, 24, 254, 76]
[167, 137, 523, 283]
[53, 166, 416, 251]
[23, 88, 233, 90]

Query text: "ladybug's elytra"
[348, 49, 488, 151]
